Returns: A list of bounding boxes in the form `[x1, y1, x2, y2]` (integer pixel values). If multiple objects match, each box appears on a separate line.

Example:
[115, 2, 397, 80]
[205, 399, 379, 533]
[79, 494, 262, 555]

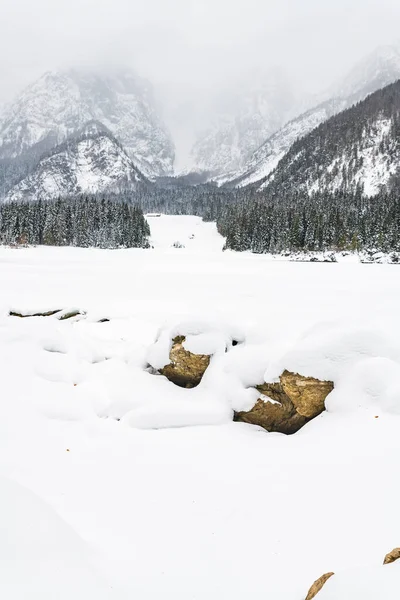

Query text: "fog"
[2, 0, 400, 163]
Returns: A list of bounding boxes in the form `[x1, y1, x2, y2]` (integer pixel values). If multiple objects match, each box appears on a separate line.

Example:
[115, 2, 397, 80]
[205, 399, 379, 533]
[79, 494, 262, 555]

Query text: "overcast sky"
[2, 0, 400, 162]
[2, 0, 400, 103]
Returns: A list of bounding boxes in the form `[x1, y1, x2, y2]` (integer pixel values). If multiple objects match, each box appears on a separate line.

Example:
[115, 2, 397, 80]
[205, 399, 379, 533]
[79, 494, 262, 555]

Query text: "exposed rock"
[58, 309, 85, 321]
[280, 371, 334, 418]
[9, 309, 62, 318]
[9, 308, 87, 321]
[383, 547, 400, 565]
[305, 572, 335, 600]
[159, 336, 211, 388]
[235, 370, 334, 434]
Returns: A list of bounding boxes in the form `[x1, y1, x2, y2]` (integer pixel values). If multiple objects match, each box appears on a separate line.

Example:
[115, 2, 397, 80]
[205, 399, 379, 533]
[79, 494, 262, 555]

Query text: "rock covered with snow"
[147, 320, 243, 389]
[0, 67, 175, 179]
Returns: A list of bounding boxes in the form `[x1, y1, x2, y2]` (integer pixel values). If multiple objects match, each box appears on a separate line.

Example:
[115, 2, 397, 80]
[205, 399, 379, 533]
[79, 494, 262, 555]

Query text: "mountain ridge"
[3, 120, 149, 203]
[0, 68, 175, 180]
[260, 79, 400, 197]
[223, 43, 400, 188]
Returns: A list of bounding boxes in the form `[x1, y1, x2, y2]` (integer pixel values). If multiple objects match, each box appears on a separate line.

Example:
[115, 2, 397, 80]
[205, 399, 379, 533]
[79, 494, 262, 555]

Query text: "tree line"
[217, 189, 400, 254]
[1, 181, 399, 256]
[0, 196, 150, 249]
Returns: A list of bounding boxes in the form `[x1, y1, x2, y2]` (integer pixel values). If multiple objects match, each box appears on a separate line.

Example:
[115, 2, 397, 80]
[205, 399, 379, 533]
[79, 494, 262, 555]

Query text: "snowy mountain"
[0, 68, 175, 179]
[4, 121, 148, 203]
[331, 43, 400, 101]
[260, 80, 400, 197]
[227, 44, 400, 188]
[224, 98, 346, 188]
[186, 69, 298, 178]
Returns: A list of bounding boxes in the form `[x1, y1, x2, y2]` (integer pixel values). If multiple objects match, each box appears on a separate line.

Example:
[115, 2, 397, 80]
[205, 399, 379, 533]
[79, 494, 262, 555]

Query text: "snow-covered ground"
[1, 215, 400, 599]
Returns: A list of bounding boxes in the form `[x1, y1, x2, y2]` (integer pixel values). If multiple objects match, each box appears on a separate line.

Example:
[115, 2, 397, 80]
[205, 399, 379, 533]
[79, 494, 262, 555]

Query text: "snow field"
[0, 215, 400, 599]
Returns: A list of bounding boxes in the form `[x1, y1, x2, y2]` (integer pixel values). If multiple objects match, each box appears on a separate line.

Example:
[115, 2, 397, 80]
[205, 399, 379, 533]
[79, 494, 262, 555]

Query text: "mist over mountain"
[0, 68, 175, 180]
[261, 79, 400, 197]
[1, 41, 400, 203]
[181, 69, 299, 177]
[225, 43, 400, 188]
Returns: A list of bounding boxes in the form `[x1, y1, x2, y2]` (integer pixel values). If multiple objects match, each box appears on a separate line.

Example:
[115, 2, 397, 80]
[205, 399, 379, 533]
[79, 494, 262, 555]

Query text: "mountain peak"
[0, 68, 174, 179]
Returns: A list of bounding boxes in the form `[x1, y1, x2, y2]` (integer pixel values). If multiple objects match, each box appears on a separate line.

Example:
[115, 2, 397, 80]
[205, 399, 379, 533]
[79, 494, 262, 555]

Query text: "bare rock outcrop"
[305, 572, 335, 600]
[235, 370, 334, 434]
[383, 547, 400, 565]
[159, 336, 210, 388]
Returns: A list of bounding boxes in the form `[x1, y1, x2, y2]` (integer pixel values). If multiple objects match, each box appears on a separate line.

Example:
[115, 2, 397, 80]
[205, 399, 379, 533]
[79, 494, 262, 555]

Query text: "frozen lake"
[0, 215, 399, 600]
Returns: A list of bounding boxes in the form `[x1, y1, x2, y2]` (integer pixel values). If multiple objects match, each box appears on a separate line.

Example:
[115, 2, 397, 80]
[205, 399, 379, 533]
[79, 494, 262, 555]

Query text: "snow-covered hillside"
[331, 43, 400, 102]
[225, 98, 346, 188]
[1, 215, 400, 599]
[0, 68, 175, 179]
[258, 80, 400, 197]
[228, 44, 400, 188]
[4, 121, 147, 202]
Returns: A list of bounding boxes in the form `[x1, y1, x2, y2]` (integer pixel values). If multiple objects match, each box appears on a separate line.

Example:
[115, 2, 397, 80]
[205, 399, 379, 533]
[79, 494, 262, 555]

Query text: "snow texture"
[0, 215, 400, 599]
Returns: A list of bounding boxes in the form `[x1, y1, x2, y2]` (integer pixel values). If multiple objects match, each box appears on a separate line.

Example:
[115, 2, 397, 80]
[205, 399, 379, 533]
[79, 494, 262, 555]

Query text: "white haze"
[2, 0, 400, 165]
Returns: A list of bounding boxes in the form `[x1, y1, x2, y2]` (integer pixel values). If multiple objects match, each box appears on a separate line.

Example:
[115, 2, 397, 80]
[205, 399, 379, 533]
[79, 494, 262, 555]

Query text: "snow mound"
[2, 245, 400, 600]
[264, 320, 400, 415]
[317, 563, 400, 600]
[146, 318, 245, 370]
[0, 476, 120, 599]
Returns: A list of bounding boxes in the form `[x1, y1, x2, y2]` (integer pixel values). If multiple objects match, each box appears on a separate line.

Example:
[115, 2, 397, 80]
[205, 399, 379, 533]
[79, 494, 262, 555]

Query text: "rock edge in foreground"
[159, 336, 211, 388]
[235, 370, 334, 434]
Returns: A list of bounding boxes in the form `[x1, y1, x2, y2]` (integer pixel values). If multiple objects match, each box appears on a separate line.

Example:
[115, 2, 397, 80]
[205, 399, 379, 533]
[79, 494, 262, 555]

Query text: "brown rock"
[383, 548, 400, 565]
[234, 370, 333, 434]
[9, 309, 62, 318]
[280, 370, 334, 418]
[305, 572, 335, 600]
[9, 308, 86, 320]
[159, 336, 210, 388]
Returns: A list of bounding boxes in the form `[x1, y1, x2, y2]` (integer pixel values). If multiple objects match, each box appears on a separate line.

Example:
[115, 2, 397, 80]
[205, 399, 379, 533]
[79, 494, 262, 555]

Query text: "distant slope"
[147, 214, 225, 252]
[4, 121, 148, 202]
[261, 80, 400, 197]
[0, 68, 175, 179]
[224, 99, 346, 188]
[226, 44, 400, 188]
[186, 69, 299, 178]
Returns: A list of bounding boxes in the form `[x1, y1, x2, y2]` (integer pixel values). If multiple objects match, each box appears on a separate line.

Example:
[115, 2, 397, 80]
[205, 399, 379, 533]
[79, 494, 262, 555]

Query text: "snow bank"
[146, 318, 245, 370]
[317, 563, 400, 600]
[0, 476, 120, 600]
[264, 319, 400, 415]
[4, 310, 400, 430]
[1, 232, 400, 600]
